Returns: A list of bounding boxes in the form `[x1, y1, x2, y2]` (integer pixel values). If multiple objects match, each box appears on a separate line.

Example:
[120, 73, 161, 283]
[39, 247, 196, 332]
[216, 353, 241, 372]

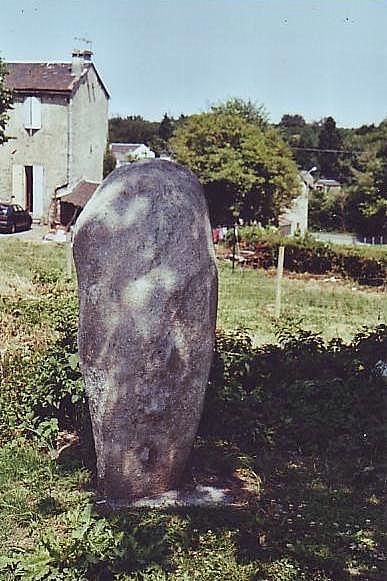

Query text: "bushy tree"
[103, 147, 116, 178]
[158, 113, 173, 141]
[318, 116, 342, 178]
[346, 151, 387, 237]
[279, 115, 320, 172]
[108, 115, 159, 145]
[0, 58, 13, 144]
[170, 99, 300, 224]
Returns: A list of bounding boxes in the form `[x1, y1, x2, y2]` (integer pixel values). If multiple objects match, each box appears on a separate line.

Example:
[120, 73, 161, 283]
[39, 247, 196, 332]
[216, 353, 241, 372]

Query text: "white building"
[279, 171, 312, 236]
[110, 143, 155, 167]
[0, 50, 109, 223]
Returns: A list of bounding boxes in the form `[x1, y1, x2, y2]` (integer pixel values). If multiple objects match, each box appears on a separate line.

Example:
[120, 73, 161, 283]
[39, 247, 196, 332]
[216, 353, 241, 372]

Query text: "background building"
[0, 50, 109, 223]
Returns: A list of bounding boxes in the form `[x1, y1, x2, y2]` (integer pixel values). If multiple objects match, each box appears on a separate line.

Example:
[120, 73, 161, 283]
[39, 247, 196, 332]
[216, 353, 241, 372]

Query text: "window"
[24, 97, 42, 131]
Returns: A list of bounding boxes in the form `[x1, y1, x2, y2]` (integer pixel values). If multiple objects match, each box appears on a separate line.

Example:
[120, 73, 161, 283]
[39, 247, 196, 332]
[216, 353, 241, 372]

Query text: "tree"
[0, 58, 13, 144]
[108, 116, 159, 145]
[318, 116, 342, 178]
[211, 97, 268, 129]
[346, 143, 387, 237]
[279, 114, 306, 129]
[170, 100, 300, 224]
[158, 113, 173, 141]
[279, 115, 320, 171]
[103, 147, 116, 178]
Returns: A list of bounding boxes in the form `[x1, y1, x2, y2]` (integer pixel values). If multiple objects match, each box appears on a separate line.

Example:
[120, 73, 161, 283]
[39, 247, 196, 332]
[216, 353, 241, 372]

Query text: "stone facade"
[0, 53, 109, 222]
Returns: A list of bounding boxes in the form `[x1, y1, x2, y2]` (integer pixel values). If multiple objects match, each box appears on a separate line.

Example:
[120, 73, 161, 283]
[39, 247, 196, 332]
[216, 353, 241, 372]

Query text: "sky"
[0, 0, 386, 128]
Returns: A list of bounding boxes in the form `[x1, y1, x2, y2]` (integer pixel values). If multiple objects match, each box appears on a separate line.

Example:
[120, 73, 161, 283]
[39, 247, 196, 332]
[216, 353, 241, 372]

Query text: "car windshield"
[0, 205, 9, 215]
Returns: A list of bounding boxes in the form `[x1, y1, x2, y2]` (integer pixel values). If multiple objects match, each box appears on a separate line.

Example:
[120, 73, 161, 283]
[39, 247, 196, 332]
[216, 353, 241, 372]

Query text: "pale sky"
[0, 0, 386, 127]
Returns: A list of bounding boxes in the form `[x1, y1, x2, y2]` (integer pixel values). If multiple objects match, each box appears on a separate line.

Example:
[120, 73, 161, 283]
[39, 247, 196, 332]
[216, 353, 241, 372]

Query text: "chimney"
[71, 49, 93, 76]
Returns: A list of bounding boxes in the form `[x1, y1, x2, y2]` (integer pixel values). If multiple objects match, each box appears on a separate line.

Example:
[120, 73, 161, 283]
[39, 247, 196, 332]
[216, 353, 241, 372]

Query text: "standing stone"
[73, 159, 218, 503]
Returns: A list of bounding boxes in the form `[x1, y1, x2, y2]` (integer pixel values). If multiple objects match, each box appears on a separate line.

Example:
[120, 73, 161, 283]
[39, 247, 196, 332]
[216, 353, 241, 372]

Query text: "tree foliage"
[345, 127, 387, 237]
[278, 114, 319, 171]
[0, 58, 13, 144]
[108, 115, 159, 145]
[170, 100, 300, 224]
[318, 116, 342, 178]
[158, 113, 173, 141]
[103, 147, 116, 178]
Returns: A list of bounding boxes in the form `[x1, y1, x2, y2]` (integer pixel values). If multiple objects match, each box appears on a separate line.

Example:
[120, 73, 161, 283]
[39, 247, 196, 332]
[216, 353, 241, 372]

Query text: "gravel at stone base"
[95, 485, 234, 509]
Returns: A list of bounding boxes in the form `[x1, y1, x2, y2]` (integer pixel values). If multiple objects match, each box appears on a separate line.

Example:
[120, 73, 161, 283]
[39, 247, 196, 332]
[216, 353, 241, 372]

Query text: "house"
[314, 178, 341, 193]
[278, 171, 311, 236]
[0, 50, 109, 224]
[110, 143, 155, 167]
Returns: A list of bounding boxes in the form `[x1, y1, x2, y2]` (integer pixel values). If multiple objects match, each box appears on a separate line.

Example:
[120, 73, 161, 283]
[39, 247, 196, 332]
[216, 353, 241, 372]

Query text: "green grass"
[0, 239, 66, 281]
[0, 237, 384, 346]
[0, 237, 385, 580]
[218, 262, 386, 345]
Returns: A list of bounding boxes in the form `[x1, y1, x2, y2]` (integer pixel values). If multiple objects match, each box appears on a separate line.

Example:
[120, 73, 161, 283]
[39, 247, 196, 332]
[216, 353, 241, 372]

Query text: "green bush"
[230, 226, 386, 285]
[1, 321, 386, 579]
[0, 288, 87, 447]
[203, 323, 387, 469]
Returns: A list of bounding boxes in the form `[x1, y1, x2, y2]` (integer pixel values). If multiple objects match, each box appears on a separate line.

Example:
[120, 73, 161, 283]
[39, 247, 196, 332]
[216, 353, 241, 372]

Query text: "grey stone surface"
[73, 159, 218, 503]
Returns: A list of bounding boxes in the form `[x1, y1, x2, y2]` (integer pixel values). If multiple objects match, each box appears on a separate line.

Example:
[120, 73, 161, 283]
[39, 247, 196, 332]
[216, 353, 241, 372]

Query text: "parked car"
[0, 203, 32, 233]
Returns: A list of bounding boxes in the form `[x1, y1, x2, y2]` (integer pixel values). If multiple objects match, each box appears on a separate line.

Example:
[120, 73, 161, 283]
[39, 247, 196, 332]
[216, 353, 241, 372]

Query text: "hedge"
[227, 226, 386, 286]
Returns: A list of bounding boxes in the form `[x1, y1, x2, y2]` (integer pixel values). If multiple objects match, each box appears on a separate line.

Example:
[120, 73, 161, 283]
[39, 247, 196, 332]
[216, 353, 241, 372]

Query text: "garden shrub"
[229, 226, 386, 285]
[202, 323, 387, 477]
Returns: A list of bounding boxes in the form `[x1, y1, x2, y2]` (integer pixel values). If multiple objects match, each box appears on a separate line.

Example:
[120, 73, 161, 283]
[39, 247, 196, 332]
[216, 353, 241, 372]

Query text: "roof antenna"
[74, 37, 93, 52]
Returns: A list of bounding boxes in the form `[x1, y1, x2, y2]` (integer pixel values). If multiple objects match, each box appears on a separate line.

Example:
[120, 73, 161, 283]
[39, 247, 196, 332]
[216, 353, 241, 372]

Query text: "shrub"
[229, 226, 386, 285]
[202, 323, 387, 470]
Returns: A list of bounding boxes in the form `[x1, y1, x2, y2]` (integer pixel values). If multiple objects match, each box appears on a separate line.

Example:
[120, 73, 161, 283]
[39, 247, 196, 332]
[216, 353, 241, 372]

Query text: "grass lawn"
[218, 262, 385, 345]
[0, 237, 385, 345]
[0, 237, 385, 580]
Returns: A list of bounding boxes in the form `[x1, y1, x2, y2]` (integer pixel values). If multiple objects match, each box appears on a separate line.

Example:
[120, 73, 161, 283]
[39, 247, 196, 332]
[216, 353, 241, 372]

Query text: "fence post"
[231, 224, 236, 271]
[275, 246, 285, 318]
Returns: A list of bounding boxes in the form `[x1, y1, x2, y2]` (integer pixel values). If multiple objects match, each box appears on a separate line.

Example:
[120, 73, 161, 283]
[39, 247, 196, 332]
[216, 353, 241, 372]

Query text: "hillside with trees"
[278, 114, 387, 237]
[107, 106, 386, 238]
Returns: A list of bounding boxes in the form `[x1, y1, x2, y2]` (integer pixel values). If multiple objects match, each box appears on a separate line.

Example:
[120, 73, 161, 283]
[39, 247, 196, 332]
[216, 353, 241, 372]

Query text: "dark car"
[0, 203, 32, 234]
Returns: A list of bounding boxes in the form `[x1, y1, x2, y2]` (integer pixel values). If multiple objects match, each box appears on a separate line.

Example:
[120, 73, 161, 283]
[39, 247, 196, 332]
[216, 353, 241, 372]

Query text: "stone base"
[95, 485, 233, 510]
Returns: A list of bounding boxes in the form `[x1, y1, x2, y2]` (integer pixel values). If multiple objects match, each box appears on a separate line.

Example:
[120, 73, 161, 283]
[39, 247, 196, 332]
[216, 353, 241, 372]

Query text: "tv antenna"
[74, 37, 93, 51]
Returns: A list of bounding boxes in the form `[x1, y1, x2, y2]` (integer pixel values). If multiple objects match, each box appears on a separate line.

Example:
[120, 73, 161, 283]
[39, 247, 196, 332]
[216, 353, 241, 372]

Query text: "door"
[12, 165, 25, 206]
[32, 165, 44, 220]
[25, 166, 33, 212]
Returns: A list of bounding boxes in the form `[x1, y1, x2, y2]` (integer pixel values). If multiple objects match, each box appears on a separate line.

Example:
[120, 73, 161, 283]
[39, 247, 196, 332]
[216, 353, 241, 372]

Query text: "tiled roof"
[59, 181, 99, 207]
[315, 179, 341, 186]
[5, 62, 84, 93]
[111, 143, 144, 154]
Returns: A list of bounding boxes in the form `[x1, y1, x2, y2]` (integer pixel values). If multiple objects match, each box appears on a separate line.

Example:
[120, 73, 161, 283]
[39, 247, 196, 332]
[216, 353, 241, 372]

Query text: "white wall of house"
[0, 94, 68, 220]
[70, 66, 108, 186]
[280, 181, 309, 236]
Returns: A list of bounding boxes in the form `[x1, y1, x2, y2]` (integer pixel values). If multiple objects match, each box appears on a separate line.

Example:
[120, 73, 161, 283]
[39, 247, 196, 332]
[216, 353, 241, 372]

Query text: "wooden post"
[275, 246, 285, 318]
[66, 230, 73, 279]
[231, 224, 236, 272]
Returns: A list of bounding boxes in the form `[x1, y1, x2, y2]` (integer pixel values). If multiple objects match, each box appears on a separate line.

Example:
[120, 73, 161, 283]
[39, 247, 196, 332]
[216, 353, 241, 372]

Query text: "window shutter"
[31, 97, 41, 129]
[23, 97, 41, 129]
[23, 97, 32, 128]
